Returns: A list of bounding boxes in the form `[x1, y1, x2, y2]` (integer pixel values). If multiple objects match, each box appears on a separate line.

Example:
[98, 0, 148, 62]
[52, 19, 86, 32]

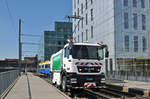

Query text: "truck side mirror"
[105, 51, 109, 58]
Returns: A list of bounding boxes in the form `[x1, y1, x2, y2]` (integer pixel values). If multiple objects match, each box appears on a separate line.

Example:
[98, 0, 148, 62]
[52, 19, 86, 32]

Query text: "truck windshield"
[72, 45, 104, 60]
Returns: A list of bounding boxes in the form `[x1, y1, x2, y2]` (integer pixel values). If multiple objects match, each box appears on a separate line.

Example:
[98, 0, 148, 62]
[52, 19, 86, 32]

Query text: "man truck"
[50, 40, 109, 91]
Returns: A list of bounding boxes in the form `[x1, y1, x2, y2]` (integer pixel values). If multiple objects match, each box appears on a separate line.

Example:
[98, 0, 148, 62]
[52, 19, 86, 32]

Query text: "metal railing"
[0, 70, 19, 97]
[107, 71, 150, 82]
[106, 58, 150, 82]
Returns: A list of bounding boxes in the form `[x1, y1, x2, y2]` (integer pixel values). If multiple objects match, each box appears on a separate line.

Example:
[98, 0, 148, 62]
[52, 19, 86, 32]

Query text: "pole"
[19, 19, 22, 72]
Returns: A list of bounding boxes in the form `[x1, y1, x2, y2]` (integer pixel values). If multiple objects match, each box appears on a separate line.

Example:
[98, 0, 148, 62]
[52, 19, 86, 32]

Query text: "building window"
[77, 8, 79, 16]
[74, 12, 76, 21]
[124, 0, 128, 6]
[91, 9, 93, 21]
[141, 0, 145, 8]
[74, 37, 76, 42]
[142, 36, 147, 52]
[91, 0, 93, 4]
[82, 32, 83, 42]
[134, 36, 138, 52]
[74, 0, 76, 9]
[86, 13, 88, 25]
[58, 41, 61, 45]
[124, 12, 129, 29]
[86, 0, 88, 9]
[109, 59, 113, 71]
[74, 24, 76, 34]
[133, 0, 137, 7]
[142, 14, 146, 30]
[81, 3, 83, 14]
[82, 19, 83, 28]
[78, 22, 79, 31]
[149, 0, 150, 8]
[91, 26, 93, 38]
[86, 29, 88, 41]
[124, 35, 129, 52]
[133, 13, 138, 30]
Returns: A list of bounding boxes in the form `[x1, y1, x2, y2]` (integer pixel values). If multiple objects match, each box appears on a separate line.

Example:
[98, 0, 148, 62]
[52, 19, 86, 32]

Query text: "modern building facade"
[38, 22, 72, 61]
[73, 0, 150, 72]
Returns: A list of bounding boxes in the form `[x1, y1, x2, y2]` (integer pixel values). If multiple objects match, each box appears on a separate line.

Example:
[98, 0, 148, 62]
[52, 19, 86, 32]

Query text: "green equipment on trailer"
[52, 53, 62, 71]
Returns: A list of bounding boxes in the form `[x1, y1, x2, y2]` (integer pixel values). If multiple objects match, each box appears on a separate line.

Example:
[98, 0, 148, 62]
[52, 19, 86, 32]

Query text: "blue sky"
[0, 0, 72, 60]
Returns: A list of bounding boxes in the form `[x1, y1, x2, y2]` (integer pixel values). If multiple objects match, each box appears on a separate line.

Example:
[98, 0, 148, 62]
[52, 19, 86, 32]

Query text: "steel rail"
[36, 73, 150, 99]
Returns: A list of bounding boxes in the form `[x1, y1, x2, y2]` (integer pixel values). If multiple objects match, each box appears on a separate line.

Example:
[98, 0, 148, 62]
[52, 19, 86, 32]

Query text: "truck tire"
[62, 76, 67, 92]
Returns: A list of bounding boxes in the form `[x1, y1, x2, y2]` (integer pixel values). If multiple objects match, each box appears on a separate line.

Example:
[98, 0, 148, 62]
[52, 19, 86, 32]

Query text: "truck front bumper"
[65, 73, 105, 88]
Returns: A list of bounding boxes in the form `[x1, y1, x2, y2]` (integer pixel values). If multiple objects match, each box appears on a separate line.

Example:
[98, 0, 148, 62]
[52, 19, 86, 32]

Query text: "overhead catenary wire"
[21, 34, 41, 37]
[3, 0, 17, 33]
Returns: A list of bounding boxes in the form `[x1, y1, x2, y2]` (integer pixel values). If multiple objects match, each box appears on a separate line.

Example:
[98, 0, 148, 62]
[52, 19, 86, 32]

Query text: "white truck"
[50, 40, 109, 91]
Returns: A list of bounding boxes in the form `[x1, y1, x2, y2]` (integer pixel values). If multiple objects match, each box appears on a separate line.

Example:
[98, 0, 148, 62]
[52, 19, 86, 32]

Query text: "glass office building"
[38, 21, 72, 61]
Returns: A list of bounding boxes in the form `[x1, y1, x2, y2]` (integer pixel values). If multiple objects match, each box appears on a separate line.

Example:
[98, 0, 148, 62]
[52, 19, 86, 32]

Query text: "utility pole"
[66, 15, 84, 42]
[19, 19, 22, 72]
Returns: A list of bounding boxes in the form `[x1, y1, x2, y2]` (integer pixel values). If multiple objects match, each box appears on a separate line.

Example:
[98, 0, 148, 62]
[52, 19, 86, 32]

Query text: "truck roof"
[64, 42, 101, 48]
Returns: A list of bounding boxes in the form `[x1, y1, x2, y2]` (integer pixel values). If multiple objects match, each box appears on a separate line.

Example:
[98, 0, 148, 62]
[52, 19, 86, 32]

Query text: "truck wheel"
[62, 76, 67, 92]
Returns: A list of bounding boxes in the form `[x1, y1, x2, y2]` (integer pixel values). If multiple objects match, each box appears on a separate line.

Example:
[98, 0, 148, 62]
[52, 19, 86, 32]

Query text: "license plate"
[87, 78, 93, 81]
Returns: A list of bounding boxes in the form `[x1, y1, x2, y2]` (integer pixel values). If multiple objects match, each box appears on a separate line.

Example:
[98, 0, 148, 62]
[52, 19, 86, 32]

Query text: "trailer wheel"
[62, 76, 67, 92]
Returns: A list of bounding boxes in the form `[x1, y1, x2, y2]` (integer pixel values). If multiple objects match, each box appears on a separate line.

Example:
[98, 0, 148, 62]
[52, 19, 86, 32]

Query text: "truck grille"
[77, 66, 101, 73]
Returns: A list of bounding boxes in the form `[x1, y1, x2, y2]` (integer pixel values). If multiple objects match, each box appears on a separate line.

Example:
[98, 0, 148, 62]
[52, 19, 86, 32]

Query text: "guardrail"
[0, 70, 19, 97]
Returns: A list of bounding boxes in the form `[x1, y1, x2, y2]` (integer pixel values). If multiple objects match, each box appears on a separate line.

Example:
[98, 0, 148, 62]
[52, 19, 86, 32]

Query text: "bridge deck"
[5, 73, 70, 99]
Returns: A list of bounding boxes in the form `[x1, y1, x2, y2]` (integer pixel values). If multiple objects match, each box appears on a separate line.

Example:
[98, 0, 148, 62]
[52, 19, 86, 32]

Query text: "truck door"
[63, 47, 72, 72]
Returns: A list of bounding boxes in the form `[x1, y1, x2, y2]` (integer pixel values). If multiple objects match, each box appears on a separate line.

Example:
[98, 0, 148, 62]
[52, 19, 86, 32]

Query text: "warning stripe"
[75, 62, 103, 66]
[95, 62, 98, 65]
[80, 62, 84, 65]
[72, 86, 108, 89]
[75, 62, 79, 65]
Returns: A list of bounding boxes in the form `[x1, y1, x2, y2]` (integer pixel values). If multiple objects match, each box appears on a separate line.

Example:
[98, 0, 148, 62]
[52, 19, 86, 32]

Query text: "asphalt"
[5, 72, 70, 99]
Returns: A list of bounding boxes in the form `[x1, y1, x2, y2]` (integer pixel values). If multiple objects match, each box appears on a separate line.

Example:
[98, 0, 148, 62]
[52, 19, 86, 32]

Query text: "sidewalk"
[5, 73, 70, 99]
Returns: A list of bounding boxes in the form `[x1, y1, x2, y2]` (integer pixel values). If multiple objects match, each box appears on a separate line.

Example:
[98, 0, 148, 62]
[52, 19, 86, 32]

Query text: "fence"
[107, 71, 150, 82]
[117, 58, 150, 72]
[0, 70, 19, 97]
[105, 58, 150, 82]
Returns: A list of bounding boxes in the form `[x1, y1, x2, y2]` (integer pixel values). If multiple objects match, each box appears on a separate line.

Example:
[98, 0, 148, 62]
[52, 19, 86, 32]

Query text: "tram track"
[36, 73, 149, 99]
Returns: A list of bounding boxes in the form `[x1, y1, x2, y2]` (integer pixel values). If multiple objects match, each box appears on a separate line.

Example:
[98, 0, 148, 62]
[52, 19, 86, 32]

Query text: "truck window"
[98, 48, 104, 59]
[72, 45, 104, 60]
[64, 47, 70, 58]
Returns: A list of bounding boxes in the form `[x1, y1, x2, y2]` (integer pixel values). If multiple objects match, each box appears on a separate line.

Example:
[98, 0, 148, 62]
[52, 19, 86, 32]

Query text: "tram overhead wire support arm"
[65, 15, 84, 20]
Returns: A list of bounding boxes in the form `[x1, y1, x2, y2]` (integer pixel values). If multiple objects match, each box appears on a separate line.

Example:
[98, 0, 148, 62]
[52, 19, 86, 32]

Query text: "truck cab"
[51, 41, 109, 91]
